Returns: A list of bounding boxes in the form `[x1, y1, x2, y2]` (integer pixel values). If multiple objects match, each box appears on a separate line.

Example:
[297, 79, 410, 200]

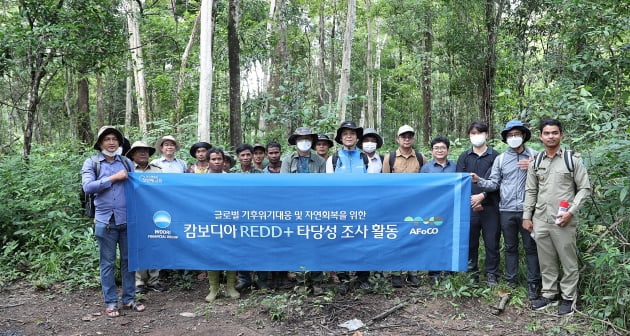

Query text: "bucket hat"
[126, 141, 156, 158]
[155, 135, 181, 153]
[93, 125, 124, 150]
[253, 143, 266, 153]
[500, 120, 531, 143]
[288, 126, 318, 145]
[358, 128, 383, 149]
[189, 142, 213, 158]
[312, 134, 334, 149]
[334, 121, 363, 144]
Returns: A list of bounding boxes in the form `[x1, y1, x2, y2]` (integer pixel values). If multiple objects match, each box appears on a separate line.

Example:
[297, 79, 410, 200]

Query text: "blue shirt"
[420, 159, 456, 173]
[82, 153, 134, 225]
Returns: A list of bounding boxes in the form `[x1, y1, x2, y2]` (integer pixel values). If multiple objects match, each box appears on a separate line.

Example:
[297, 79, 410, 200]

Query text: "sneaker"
[147, 283, 168, 292]
[486, 273, 498, 288]
[358, 281, 371, 292]
[429, 275, 440, 286]
[407, 275, 420, 286]
[527, 283, 540, 300]
[391, 275, 404, 288]
[558, 299, 574, 316]
[135, 285, 148, 294]
[531, 296, 559, 310]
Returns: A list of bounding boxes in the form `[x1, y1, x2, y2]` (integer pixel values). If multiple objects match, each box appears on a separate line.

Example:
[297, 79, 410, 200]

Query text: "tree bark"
[96, 72, 104, 127]
[228, 0, 242, 147]
[125, 58, 133, 129]
[175, 13, 200, 127]
[337, 0, 357, 121]
[198, 0, 214, 142]
[125, 0, 149, 138]
[77, 71, 92, 143]
[480, 0, 505, 135]
[365, 0, 374, 129]
[422, 9, 432, 146]
[265, 0, 287, 135]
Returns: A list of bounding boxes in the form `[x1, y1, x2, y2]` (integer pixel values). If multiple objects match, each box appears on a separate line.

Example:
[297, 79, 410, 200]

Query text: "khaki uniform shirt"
[523, 148, 591, 223]
[382, 149, 423, 173]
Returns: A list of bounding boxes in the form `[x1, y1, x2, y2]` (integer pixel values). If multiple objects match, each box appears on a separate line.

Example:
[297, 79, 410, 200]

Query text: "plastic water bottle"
[555, 200, 570, 224]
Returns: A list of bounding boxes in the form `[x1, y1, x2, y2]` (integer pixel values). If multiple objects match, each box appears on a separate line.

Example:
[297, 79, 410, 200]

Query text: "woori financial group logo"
[153, 210, 172, 229]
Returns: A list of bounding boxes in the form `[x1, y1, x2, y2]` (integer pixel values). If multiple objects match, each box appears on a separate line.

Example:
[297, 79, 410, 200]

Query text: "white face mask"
[101, 147, 123, 157]
[507, 136, 523, 149]
[296, 140, 312, 152]
[470, 134, 486, 147]
[362, 142, 377, 153]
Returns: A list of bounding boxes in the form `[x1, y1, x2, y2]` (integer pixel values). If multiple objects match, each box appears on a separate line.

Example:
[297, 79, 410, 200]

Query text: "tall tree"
[125, 0, 149, 138]
[421, 4, 433, 145]
[479, 0, 505, 134]
[198, 0, 215, 142]
[228, 0, 242, 146]
[365, 0, 375, 129]
[337, 0, 357, 120]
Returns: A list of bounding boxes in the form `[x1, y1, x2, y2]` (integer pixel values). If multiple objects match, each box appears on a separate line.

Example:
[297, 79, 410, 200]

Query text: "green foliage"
[0, 141, 99, 288]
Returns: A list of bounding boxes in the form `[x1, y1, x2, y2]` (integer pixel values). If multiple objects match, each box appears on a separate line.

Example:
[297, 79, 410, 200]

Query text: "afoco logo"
[403, 216, 444, 226]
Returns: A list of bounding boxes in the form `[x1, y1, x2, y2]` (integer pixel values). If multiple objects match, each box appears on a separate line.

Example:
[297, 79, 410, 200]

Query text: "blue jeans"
[468, 204, 501, 277]
[95, 219, 135, 306]
[500, 211, 541, 284]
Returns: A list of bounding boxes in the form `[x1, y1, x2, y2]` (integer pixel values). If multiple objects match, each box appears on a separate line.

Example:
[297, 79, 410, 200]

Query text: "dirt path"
[0, 276, 565, 336]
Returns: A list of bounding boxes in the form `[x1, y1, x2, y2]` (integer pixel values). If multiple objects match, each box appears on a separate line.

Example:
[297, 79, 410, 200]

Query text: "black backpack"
[80, 155, 132, 218]
[331, 151, 369, 171]
[388, 151, 424, 172]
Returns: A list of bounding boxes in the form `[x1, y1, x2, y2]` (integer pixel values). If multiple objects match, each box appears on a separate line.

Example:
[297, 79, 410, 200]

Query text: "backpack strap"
[415, 151, 423, 172]
[496, 152, 505, 178]
[332, 151, 339, 172]
[360, 152, 369, 169]
[388, 151, 396, 173]
[563, 149, 574, 176]
[90, 155, 101, 178]
[533, 152, 545, 171]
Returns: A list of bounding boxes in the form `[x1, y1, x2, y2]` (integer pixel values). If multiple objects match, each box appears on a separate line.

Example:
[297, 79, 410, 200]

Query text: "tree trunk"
[375, 29, 385, 132]
[317, 2, 328, 110]
[422, 9, 432, 146]
[337, 0, 357, 121]
[125, 0, 149, 138]
[77, 71, 92, 143]
[198, 0, 214, 142]
[265, 0, 287, 135]
[175, 13, 200, 128]
[125, 58, 133, 129]
[365, 0, 374, 129]
[228, 0, 242, 147]
[480, 0, 505, 135]
[96, 72, 104, 127]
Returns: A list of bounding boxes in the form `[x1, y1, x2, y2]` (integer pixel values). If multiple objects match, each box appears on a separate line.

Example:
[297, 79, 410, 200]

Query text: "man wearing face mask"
[470, 120, 541, 299]
[456, 120, 501, 287]
[280, 127, 326, 173]
[358, 128, 384, 173]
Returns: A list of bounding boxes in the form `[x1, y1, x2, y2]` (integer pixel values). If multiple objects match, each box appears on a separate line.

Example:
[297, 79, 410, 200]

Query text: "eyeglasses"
[399, 135, 414, 140]
[432, 146, 447, 151]
[506, 132, 523, 137]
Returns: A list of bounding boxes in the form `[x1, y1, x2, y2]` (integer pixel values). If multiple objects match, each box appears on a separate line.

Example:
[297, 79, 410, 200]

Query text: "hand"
[556, 211, 573, 227]
[470, 193, 485, 209]
[110, 169, 128, 183]
[522, 219, 533, 232]
[470, 173, 480, 183]
[517, 159, 530, 170]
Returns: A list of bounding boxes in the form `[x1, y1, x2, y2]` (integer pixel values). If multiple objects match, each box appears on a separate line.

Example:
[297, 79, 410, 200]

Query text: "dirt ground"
[0, 274, 581, 336]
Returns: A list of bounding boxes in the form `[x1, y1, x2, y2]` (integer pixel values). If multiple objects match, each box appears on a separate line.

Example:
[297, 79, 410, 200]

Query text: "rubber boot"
[205, 271, 220, 302]
[225, 271, 240, 299]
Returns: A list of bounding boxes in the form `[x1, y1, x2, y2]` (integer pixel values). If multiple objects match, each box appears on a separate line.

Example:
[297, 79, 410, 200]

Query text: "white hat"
[155, 135, 181, 153]
[397, 125, 415, 136]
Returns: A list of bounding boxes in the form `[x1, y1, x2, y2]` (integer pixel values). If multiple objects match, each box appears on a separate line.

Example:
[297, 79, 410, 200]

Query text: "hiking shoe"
[531, 296, 559, 310]
[148, 283, 168, 292]
[407, 275, 420, 286]
[391, 275, 404, 288]
[558, 299, 574, 316]
[429, 275, 440, 286]
[486, 273, 498, 288]
[527, 283, 540, 300]
[234, 280, 251, 291]
[507, 280, 518, 289]
[135, 285, 148, 295]
[337, 283, 349, 295]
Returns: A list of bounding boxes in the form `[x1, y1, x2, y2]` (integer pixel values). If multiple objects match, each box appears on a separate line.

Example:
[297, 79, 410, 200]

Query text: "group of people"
[82, 117, 589, 318]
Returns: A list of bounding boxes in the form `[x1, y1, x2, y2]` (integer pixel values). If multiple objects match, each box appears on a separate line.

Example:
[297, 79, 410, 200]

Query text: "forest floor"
[0, 273, 590, 336]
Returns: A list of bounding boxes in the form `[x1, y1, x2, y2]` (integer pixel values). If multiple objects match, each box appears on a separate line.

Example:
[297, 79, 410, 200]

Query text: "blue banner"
[125, 173, 471, 272]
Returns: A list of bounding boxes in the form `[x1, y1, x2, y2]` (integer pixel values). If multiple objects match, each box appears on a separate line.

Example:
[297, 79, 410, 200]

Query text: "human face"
[208, 153, 224, 173]
[340, 129, 358, 149]
[195, 147, 208, 162]
[238, 149, 252, 168]
[267, 146, 281, 164]
[540, 125, 563, 150]
[100, 134, 120, 152]
[253, 148, 266, 165]
[161, 140, 177, 157]
[430, 143, 449, 161]
[315, 140, 331, 156]
[131, 148, 150, 166]
[397, 132, 415, 150]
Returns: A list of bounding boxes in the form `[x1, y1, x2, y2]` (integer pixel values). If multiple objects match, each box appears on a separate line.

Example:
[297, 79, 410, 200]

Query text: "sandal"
[122, 301, 146, 312]
[105, 305, 120, 318]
